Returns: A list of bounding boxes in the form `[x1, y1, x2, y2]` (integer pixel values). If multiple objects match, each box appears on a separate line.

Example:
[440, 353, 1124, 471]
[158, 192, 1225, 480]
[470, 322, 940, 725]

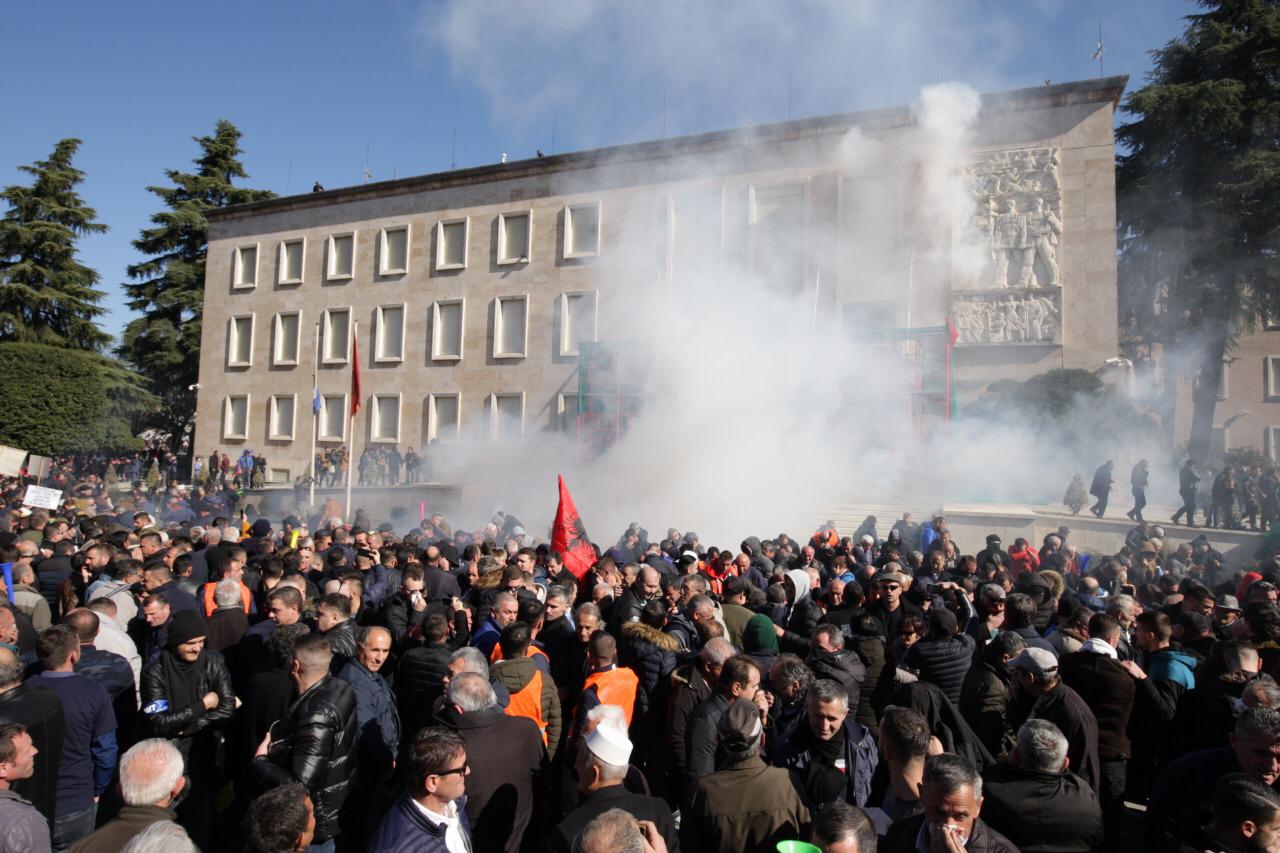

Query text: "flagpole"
[344, 319, 360, 521]
[308, 321, 320, 508]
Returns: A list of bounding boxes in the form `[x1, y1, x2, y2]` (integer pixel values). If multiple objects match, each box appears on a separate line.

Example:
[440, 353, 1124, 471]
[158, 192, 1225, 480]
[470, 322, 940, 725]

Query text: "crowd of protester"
[1, 476, 1280, 852]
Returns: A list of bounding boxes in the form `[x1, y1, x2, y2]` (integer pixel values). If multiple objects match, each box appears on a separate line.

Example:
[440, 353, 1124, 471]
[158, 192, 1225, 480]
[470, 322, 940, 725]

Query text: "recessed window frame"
[427, 393, 461, 444]
[322, 307, 352, 365]
[488, 392, 525, 442]
[1267, 355, 1280, 401]
[559, 290, 599, 357]
[374, 303, 406, 364]
[318, 394, 348, 442]
[748, 179, 811, 290]
[1266, 426, 1280, 462]
[564, 201, 602, 259]
[557, 392, 579, 432]
[326, 231, 357, 281]
[370, 393, 402, 444]
[232, 244, 259, 289]
[431, 298, 466, 362]
[277, 238, 305, 285]
[269, 394, 297, 441]
[272, 311, 302, 367]
[222, 395, 250, 441]
[435, 218, 470, 270]
[492, 294, 530, 359]
[227, 314, 255, 368]
[378, 224, 410, 277]
[497, 210, 532, 265]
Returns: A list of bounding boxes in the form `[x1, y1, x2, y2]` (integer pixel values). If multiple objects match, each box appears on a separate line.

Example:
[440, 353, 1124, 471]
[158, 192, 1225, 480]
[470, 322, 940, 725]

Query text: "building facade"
[195, 77, 1126, 484]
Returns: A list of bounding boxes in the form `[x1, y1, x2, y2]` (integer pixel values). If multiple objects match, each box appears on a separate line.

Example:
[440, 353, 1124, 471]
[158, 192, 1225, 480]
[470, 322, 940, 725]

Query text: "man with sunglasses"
[866, 569, 922, 640]
[370, 727, 471, 852]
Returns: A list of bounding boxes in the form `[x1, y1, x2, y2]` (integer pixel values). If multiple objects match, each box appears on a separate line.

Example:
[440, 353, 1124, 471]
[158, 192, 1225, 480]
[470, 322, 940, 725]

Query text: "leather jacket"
[139, 649, 235, 754]
[250, 675, 358, 843]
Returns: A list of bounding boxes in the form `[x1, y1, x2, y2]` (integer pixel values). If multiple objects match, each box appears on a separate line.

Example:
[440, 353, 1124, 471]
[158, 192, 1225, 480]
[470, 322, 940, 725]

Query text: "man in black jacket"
[1008, 647, 1101, 795]
[251, 632, 358, 851]
[981, 719, 1103, 853]
[550, 723, 677, 853]
[807, 624, 865, 713]
[0, 646, 64, 825]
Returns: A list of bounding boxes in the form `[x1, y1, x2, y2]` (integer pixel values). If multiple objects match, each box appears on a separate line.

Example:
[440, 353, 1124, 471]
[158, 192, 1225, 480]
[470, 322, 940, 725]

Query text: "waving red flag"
[350, 325, 362, 417]
[551, 475, 595, 581]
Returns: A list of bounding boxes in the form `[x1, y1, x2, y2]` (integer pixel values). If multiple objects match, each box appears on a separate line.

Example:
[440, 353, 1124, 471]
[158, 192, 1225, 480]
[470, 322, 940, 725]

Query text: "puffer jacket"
[903, 632, 976, 706]
[620, 621, 679, 720]
[806, 647, 865, 714]
[846, 634, 886, 727]
[251, 675, 358, 843]
[139, 649, 235, 758]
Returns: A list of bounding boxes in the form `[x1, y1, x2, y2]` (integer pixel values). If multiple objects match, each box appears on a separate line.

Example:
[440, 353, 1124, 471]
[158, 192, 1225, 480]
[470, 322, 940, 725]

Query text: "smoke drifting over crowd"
[413, 2, 1170, 543]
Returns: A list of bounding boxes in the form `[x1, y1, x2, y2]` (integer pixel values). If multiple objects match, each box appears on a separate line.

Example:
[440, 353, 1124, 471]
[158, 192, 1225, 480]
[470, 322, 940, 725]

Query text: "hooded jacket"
[668, 662, 712, 777]
[1058, 642, 1134, 761]
[620, 620, 679, 722]
[960, 656, 1017, 762]
[806, 647, 865, 713]
[681, 753, 810, 853]
[491, 652, 562, 759]
[779, 569, 823, 654]
[1145, 647, 1198, 691]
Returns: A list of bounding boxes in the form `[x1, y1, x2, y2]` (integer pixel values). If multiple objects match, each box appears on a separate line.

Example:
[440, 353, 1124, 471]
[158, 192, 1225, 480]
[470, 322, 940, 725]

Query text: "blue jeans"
[51, 805, 96, 852]
[307, 840, 336, 853]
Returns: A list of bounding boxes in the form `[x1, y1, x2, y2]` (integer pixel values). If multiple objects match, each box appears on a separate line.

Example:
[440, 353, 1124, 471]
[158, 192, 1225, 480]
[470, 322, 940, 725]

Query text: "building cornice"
[209, 75, 1127, 224]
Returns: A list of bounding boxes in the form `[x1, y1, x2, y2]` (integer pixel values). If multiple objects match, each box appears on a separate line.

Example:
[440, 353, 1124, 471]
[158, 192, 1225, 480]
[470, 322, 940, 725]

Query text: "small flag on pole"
[312, 386, 321, 416]
[1091, 40, 1104, 62]
[350, 326, 362, 417]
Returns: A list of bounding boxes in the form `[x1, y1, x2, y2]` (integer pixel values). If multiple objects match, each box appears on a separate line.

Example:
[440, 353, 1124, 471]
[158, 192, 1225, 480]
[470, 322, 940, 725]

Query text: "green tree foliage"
[118, 120, 274, 445]
[1117, 0, 1280, 460]
[0, 139, 110, 350]
[0, 342, 154, 454]
[966, 368, 1160, 454]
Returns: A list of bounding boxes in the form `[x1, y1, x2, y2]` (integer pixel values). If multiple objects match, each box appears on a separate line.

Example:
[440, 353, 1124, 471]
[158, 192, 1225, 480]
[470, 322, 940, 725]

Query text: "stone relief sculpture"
[961, 147, 1063, 290]
[952, 292, 1060, 345]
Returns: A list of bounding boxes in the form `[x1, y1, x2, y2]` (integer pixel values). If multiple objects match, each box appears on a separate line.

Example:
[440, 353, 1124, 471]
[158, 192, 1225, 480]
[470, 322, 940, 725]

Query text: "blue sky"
[1, 0, 1196, 339]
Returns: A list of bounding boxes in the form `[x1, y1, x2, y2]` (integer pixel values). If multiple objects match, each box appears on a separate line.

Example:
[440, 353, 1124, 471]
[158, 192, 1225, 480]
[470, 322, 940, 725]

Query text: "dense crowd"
[2, 476, 1280, 853]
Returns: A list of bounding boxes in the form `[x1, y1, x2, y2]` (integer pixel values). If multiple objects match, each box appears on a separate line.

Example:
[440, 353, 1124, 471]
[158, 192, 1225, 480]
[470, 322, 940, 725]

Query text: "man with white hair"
[205, 580, 249, 653]
[441, 672, 545, 852]
[69, 739, 186, 852]
[978, 719, 1103, 853]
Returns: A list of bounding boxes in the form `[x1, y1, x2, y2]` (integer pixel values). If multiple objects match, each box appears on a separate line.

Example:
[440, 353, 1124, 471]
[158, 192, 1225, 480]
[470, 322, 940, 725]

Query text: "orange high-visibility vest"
[503, 666, 549, 745]
[582, 665, 639, 727]
[202, 581, 251, 616]
[490, 643, 550, 665]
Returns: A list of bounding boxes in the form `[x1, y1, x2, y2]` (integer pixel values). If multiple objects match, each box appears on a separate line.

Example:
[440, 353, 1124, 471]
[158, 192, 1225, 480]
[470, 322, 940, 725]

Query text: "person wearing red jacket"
[1008, 538, 1040, 576]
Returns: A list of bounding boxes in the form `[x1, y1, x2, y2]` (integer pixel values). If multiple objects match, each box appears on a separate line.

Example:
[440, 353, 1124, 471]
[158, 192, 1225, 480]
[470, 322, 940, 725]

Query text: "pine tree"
[1117, 0, 1280, 460]
[0, 139, 110, 350]
[119, 120, 274, 445]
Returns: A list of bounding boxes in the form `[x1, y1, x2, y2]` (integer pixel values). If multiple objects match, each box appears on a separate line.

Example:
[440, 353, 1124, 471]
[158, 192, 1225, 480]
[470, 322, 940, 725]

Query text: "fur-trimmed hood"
[622, 619, 682, 651]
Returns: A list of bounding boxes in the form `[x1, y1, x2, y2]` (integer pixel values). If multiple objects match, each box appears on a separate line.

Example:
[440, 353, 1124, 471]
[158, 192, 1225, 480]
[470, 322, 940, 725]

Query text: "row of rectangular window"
[222, 391, 564, 445]
[229, 202, 602, 289]
[225, 292, 599, 369]
[1200, 356, 1280, 402]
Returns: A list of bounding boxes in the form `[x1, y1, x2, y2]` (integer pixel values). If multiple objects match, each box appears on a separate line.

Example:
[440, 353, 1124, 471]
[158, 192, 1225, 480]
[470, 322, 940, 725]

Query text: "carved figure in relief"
[952, 293, 1060, 345]
[1018, 197, 1062, 288]
[990, 199, 1026, 289]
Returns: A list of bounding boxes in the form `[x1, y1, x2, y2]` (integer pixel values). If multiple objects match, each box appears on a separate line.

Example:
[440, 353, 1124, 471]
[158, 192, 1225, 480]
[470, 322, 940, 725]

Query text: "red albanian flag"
[551, 475, 595, 581]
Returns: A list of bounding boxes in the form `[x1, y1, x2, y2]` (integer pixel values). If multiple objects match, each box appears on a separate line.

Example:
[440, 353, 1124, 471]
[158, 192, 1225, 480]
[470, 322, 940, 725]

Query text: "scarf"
[158, 649, 205, 718]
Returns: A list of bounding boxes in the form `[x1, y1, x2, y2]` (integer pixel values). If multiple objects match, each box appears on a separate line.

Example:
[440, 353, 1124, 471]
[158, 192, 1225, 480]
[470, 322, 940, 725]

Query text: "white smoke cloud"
[408, 0, 1164, 548]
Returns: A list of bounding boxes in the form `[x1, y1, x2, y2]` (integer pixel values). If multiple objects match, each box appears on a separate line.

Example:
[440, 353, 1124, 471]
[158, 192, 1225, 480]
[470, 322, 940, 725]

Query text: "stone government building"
[195, 77, 1127, 485]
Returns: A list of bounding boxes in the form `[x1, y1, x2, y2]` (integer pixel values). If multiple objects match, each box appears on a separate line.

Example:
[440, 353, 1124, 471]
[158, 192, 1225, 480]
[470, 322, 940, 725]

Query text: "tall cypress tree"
[1117, 0, 1280, 460]
[0, 138, 110, 350]
[119, 119, 274, 444]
